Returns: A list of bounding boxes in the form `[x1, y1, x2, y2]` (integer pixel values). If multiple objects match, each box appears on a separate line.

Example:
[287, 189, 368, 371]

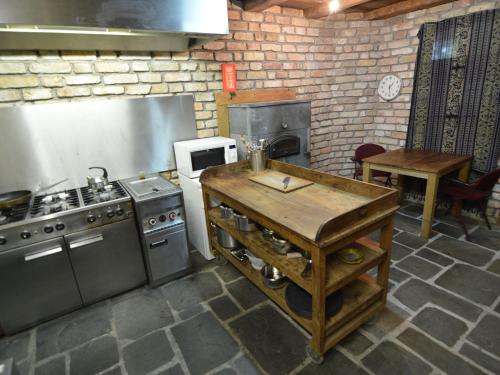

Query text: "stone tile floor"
[1, 202, 499, 375]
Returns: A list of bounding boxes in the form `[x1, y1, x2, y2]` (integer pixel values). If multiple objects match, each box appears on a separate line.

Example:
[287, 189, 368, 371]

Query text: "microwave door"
[190, 147, 226, 173]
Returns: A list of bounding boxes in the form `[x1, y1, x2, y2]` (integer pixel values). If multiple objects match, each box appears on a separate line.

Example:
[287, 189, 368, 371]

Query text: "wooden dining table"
[362, 149, 472, 239]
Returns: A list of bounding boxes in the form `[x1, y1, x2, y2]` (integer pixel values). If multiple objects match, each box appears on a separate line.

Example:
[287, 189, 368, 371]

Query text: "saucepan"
[261, 264, 287, 289]
[211, 223, 239, 249]
[234, 212, 258, 232]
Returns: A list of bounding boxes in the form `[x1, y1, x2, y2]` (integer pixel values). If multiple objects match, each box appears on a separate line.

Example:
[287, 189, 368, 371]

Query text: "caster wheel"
[214, 255, 228, 266]
[306, 345, 324, 365]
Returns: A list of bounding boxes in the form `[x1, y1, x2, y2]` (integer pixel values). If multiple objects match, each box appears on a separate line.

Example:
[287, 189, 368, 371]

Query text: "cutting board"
[249, 170, 313, 193]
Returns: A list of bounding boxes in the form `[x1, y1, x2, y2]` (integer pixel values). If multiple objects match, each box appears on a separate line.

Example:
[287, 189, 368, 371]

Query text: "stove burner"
[49, 203, 63, 213]
[41, 192, 70, 205]
[81, 181, 127, 206]
[31, 189, 80, 217]
[0, 204, 29, 226]
[99, 192, 111, 202]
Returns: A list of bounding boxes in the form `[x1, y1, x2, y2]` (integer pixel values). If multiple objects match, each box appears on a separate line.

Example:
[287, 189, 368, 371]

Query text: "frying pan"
[0, 178, 69, 210]
[0, 190, 32, 209]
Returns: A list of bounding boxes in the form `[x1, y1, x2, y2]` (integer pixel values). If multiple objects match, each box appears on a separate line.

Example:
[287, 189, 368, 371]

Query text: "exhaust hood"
[0, 0, 229, 51]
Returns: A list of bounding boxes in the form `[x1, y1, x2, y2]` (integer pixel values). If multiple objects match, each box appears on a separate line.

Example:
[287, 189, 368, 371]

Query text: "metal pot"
[219, 204, 234, 220]
[234, 213, 258, 232]
[262, 227, 274, 241]
[211, 224, 239, 249]
[248, 149, 267, 172]
[271, 235, 291, 255]
[261, 264, 286, 289]
[87, 166, 109, 192]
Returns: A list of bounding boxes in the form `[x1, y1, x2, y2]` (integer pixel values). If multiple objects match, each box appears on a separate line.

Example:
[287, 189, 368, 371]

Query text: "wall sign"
[222, 63, 237, 92]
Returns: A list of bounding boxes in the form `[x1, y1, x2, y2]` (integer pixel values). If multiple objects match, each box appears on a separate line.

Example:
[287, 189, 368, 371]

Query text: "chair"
[351, 144, 392, 186]
[440, 168, 500, 240]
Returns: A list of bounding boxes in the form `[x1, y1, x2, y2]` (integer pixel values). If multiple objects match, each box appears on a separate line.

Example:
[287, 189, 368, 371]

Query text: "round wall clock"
[378, 74, 402, 101]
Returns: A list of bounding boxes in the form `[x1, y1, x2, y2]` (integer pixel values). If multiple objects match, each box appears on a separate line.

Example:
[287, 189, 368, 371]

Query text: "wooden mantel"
[242, 0, 456, 20]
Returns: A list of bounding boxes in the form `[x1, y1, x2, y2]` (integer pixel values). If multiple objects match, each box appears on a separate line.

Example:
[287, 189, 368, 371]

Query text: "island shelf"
[201, 160, 398, 362]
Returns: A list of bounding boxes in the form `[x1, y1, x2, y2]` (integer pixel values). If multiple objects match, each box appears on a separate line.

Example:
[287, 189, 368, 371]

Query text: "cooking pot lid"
[285, 282, 343, 320]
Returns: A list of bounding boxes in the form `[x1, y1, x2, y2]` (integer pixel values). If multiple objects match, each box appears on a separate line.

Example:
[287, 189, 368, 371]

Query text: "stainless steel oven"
[0, 238, 82, 334]
[65, 218, 146, 304]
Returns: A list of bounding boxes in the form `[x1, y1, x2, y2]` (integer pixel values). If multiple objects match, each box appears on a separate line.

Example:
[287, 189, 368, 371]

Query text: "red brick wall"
[0, 0, 498, 217]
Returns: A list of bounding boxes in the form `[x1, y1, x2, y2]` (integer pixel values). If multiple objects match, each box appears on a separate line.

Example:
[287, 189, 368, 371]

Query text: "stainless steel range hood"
[0, 0, 229, 51]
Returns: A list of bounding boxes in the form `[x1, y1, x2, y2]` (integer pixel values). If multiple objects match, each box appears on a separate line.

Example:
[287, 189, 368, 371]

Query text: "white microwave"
[174, 136, 238, 178]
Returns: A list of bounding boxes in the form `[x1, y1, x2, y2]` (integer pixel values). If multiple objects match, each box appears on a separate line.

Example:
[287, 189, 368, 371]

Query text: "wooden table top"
[362, 149, 471, 174]
[201, 161, 398, 245]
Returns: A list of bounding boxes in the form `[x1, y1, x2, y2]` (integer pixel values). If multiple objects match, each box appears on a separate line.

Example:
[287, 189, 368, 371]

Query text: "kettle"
[87, 167, 109, 192]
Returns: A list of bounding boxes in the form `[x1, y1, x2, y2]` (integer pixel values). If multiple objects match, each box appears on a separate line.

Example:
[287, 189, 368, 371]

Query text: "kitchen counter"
[200, 160, 399, 362]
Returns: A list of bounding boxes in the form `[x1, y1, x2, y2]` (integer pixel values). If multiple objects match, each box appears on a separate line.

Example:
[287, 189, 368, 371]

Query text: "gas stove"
[0, 181, 134, 251]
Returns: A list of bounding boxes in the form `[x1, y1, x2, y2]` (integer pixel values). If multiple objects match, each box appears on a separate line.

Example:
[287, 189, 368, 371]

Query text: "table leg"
[452, 160, 472, 216]
[362, 162, 373, 183]
[397, 174, 405, 202]
[311, 250, 326, 356]
[421, 173, 439, 239]
[378, 217, 394, 303]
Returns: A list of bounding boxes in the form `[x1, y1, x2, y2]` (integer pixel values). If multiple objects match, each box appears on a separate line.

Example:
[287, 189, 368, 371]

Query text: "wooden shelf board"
[210, 208, 386, 296]
[212, 239, 383, 341]
[326, 274, 383, 335]
[209, 208, 312, 292]
[212, 240, 313, 333]
[325, 237, 386, 295]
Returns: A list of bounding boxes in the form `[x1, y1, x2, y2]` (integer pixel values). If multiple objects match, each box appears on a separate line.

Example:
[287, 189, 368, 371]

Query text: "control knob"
[116, 208, 124, 216]
[0, 236, 6, 245]
[43, 225, 54, 234]
[20, 231, 31, 240]
[106, 210, 115, 218]
[55, 223, 65, 231]
[87, 215, 96, 224]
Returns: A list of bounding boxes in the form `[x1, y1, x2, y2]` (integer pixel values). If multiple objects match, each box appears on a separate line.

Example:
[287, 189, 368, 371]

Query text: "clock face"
[378, 75, 402, 101]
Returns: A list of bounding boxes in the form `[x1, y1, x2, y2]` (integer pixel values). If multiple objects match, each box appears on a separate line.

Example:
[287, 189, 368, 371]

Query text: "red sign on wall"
[222, 64, 237, 92]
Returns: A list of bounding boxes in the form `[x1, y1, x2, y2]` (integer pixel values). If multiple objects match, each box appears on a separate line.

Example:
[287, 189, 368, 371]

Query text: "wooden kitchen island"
[200, 160, 399, 362]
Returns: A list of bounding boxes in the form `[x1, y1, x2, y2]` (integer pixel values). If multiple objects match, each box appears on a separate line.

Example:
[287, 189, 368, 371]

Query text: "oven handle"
[150, 239, 168, 249]
[25, 246, 63, 262]
[69, 234, 104, 249]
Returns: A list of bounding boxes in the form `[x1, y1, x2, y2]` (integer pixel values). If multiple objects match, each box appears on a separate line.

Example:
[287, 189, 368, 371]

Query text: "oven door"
[266, 130, 310, 167]
[0, 238, 82, 334]
[143, 223, 190, 285]
[268, 135, 301, 159]
[65, 218, 146, 304]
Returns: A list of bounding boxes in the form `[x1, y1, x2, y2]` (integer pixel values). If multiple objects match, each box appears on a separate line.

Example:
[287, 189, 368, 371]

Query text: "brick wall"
[311, 0, 500, 217]
[0, 0, 498, 217]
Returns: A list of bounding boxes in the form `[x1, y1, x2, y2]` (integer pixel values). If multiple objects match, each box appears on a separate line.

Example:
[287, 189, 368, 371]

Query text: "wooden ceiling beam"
[244, 0, 289, 11]
[304, 0, 372, 19]
[364, 0, 454, 20]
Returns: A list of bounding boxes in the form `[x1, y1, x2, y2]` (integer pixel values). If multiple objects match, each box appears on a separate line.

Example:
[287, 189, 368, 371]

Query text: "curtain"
[406, 9, 500, 174]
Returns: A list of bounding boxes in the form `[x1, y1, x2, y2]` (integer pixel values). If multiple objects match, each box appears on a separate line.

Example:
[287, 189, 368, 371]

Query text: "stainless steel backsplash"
[0, 95, 197, 193]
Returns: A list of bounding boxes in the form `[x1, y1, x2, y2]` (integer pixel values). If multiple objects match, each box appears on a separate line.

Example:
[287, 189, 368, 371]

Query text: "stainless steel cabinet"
[65, 219, 146, 304]
[0, 238, 82, 334]
[143, 224, 190, 286]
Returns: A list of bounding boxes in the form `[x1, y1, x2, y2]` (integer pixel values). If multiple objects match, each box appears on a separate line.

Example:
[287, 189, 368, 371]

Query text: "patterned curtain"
[406, 9, 500, 174]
